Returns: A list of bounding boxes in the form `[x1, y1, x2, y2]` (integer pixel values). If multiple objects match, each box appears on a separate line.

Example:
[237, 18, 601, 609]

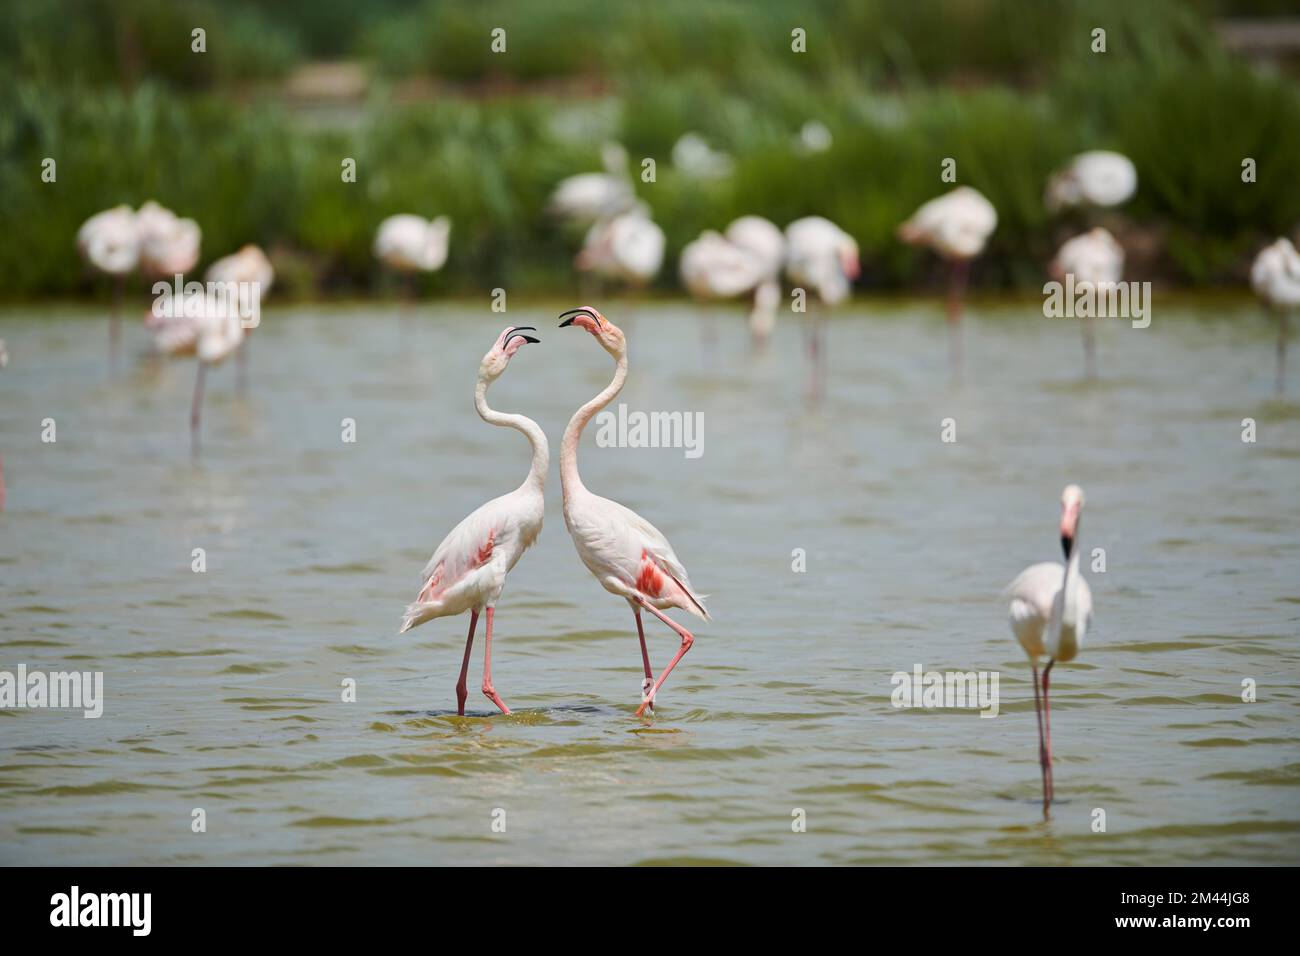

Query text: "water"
[1, 299, 1297, 865]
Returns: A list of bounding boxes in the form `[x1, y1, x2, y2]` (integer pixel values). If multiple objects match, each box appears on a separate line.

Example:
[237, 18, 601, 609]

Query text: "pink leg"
[947, 258, 969, 383]
[481, 607, 511, 715]
[1031, 662, 1049, 812]
[633, 596, 694, 718]
[1042, 659, 1055, 802]
[455, 610, 478, 716]
[632, 603, 654, 710]
[190, 361, 207, 459]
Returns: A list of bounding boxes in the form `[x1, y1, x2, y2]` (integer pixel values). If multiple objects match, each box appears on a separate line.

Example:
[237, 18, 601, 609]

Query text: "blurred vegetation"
[0, 0, 1297, 299]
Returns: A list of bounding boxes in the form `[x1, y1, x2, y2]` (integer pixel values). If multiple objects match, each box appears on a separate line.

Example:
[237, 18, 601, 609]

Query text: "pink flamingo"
[398, 326, 545, 716]
[1003, 485, 1094, 811]
[556, 306, 710, 716]
[898, 186, 997, 379]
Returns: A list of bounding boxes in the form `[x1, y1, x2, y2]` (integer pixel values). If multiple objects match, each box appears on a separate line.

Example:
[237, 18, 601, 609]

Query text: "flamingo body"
[1251, 238, 1300, 309]
[77, 205, 140, 276]
[1047, 151, 1137, 210]
[373, 215, 451, 273]
[898, 186, 997, 261]
[578, 209, 665, 286]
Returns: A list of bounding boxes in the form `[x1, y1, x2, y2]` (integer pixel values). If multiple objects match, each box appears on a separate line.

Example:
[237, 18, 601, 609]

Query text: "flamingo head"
[480, 326, 540, 381]
[840, 239, 861, 281]
[558, 305, 625, 357]
[1059, 484, 1084, 558]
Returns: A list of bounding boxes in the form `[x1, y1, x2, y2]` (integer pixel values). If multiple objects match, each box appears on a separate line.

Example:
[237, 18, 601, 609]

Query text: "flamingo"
[398, 326, 545, 716]
[556, 306, 710, 716]
[1250, 237, 1300, 395]
[679, 218, 784, 345]
[576, 207, 665, 290]
[206, 245, 274, 391]
[897, 186, 997, 379]
[137, 201, 201, 280]
[373, 214, 451, 305]
[1049, 228, 1124, 379]
[1003, 484, 1093, 811]
[548, 142, 637, 226]
[186, 291, 246, 458]
[76, 204, 140, 367]
[1046, 151, 1137, 211]
[671, 132, 734, 180]
[784, 216, 859, 382]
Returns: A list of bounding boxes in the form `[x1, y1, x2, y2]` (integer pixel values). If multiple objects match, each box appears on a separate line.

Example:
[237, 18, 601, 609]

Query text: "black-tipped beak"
[502, 327, 540, 350]
[558, 306, 599, 328]
[1060, 534, 1073, 560]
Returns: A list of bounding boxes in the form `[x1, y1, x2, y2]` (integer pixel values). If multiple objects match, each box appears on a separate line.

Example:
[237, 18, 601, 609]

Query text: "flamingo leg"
[947, 258, 969, 383]
[109, 275, 124, 373]
[455, 610, 478, 716]
[190, 361, 208, 459]
[632, 596, 694, 718]
[1277, 309, 1289, 396]
[632, 603, 654, 711]
[237, 339, 250, 394]
[1031, 661, 1049, 812]
[480, 606, 511, 715]
[1082, 314, 1096, 380]
[1042, 659, 1056, 802]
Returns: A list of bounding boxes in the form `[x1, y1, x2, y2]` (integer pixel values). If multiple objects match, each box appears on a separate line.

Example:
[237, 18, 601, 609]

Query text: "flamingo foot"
[482, 683, 511, 716]
[641, 676, 655, 713]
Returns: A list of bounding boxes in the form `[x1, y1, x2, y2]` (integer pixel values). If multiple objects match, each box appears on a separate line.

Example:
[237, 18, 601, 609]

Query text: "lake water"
[1, 299, 1297, 865]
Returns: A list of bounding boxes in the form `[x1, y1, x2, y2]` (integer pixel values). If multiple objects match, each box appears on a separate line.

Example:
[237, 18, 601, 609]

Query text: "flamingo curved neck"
[475, 377, 548, 493]
[1058, 542, 1083, 626]
[560, 352, 628, 503]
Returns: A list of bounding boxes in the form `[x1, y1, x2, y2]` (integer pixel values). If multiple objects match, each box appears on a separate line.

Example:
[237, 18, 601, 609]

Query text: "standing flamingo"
[1250, 237, 1300, 395]
[186, 292, 246, 458]
[548, 143, 637, 226]
[206, 244, 274, 391]
[576, 207, 665, 290]
[137, 202, 201, 281]
[556, 306, 710, 716]
[1046, 151, 1137, 211]
[784, 216, 859, 359]
[1050, 228, 1124, 380]
[373, 214, 451, 299]
[1003, 484, 1093, 811]
[679, 220, 782, 346]
[898, 186, 997, 380]
[76, 204, 140, 368]
[398, 327, 545, 716]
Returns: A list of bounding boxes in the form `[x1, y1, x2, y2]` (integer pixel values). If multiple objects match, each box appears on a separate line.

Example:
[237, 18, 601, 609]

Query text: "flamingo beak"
[502, 327, 540, 350]
[1059, 504, 1079, 558]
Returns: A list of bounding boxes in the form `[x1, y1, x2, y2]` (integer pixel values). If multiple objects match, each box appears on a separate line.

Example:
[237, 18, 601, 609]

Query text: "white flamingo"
[136, 201, 201, 280]
[206, 245, 274, 391]
[548, 143, 637, 226]
[1050, 228, 1124, 379]
[784, 216, 859, 381]
[679, 216, 784, 344]
[76, 204, 140, 365]
[1046, 151, 1137, 211]
[1250, 237, 1300, 395]
[398, 326, 545, 716]
[577, 207, 665, 289]
[373, 214, 451, 306]
[556, 306, 709, 716]
[671, 132, 734, 180]
[186, 292, 246, 458]
[898, 186, 997, 378]
[1003, 484, 1093, 811]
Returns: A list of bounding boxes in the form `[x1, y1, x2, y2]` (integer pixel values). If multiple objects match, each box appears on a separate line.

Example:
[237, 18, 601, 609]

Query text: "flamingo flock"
[52, 140, 1297, 816]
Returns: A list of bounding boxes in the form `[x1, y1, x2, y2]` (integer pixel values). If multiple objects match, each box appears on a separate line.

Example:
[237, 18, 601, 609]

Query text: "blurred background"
[2, 0, 1298, 301]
